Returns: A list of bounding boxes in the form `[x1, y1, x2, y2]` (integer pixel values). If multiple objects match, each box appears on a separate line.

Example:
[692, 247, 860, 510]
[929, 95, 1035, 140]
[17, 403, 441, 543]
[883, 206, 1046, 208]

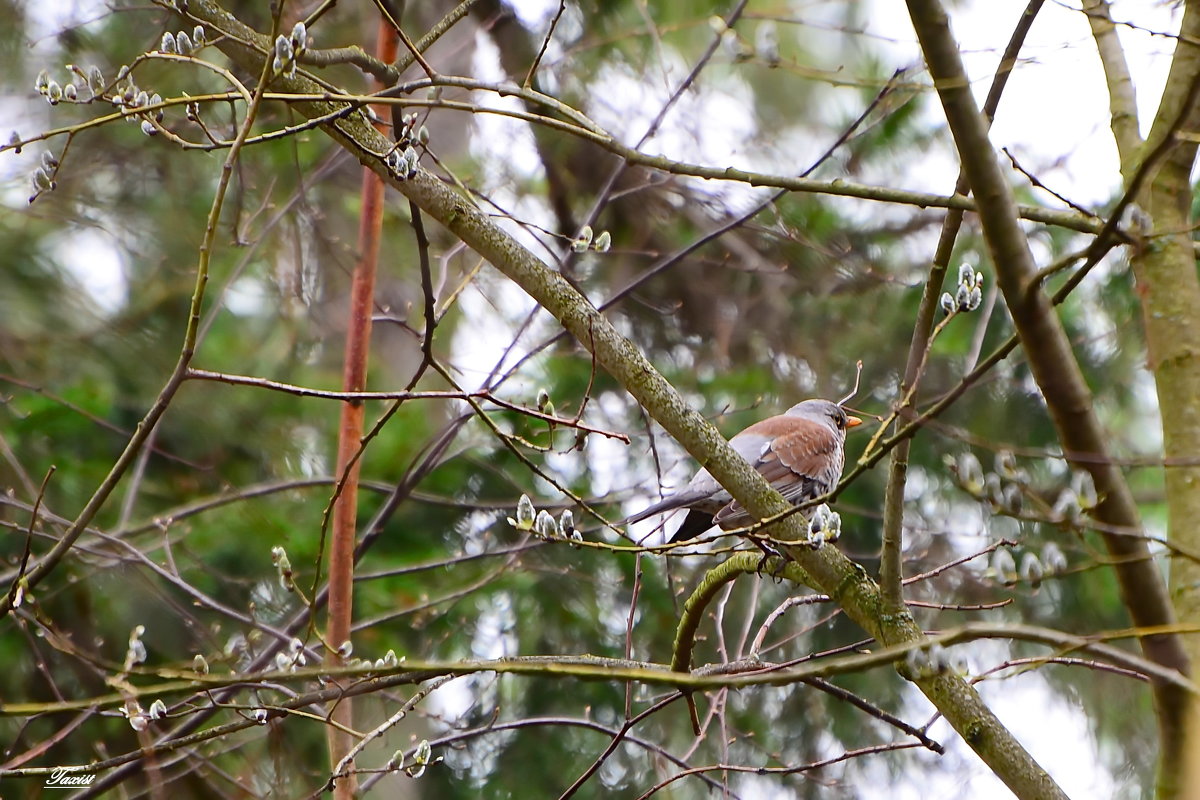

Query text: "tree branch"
[1083, 0, 1144, 173]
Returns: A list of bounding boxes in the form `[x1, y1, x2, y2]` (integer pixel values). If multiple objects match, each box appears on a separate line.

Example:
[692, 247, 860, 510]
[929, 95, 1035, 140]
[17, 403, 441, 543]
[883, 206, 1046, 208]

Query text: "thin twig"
[5, 467, 55, 611]
[525, 0, 566, 88]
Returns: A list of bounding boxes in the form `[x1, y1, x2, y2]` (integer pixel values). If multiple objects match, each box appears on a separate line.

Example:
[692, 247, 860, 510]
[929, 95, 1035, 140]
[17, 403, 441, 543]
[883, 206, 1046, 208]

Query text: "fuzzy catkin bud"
[1019, 552, 1044, 588]
[958, 263, 975, 288]
[755, 22, 780, 66]
[534, 510, 556, 539]
[514, 495, 535, 529]
[1041, 542, 1068, 574]
[967, 285, 982, 310]
[290, 21, 308, 52]
[939, 292, 955, 315]
[32, 167, 53, 192]
[274, 35, 292, 62]
[991, 548, 1017, 585]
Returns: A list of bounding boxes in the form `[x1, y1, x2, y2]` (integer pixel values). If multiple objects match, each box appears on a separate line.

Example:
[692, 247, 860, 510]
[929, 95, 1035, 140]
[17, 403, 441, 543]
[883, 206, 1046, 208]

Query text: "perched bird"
[624, 399, 861, 543]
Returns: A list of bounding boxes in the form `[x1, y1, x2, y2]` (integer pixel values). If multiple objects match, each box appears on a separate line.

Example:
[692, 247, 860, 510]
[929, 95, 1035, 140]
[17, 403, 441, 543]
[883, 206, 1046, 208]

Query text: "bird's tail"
[620, 489, 712, 527]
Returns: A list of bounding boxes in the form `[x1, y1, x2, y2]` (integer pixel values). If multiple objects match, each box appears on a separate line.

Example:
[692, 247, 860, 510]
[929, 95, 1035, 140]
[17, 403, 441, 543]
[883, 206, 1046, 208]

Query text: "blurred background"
[0, 1, 1180, 797]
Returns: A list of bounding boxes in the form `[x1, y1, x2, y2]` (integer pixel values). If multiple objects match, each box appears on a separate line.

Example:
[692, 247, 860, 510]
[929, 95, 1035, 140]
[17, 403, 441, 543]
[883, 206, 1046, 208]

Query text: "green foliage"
[0, 1, 1175, 798]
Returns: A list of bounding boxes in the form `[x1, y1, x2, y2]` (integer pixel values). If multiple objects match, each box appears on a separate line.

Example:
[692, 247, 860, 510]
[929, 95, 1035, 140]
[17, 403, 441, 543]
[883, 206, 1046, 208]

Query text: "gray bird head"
[783, 398, 861, 434]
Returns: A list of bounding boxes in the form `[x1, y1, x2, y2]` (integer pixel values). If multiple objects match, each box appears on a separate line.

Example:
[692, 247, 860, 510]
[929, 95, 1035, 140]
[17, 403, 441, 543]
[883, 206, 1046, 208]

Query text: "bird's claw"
[752, 540, 789, 582]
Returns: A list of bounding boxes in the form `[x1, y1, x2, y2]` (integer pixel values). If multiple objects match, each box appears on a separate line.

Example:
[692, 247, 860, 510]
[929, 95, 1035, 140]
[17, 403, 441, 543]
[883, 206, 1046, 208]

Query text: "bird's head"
[784, 398, 862, 434]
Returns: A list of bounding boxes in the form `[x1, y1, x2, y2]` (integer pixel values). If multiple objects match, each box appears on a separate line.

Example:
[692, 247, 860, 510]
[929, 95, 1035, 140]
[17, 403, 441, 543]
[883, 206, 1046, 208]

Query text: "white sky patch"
[586, 57, 760, 209]
[449, 276, 544, 386]
[425, 593, 518, 726]
[223, 272, 270, 317]
[1132, 369, 1164, 455]
[585, 391, 642, 498]
[865, 1, 1180, 208]
[53, 226, 128, 314]
[426, 676, 475, 725]
[509, 0, 560, 28]
[471, 591, 517, 660]
[25, 0, 110, 42]
[468, 32, 543, 176]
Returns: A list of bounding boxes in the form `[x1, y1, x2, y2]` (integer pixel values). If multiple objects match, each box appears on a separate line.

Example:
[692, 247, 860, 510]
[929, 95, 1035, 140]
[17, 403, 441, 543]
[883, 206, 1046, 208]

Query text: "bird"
[623, 399, 861, 543]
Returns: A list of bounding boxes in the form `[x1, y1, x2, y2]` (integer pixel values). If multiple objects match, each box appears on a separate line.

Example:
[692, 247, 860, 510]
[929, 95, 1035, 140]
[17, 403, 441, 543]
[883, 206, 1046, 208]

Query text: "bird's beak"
[846, 416, 862, 429]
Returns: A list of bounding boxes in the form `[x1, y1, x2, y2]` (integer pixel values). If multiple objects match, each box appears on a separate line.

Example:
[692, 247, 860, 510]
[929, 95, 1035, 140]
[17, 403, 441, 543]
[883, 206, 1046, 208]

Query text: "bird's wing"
[712, 416, 840, 528]
[624, 415, 843, 531]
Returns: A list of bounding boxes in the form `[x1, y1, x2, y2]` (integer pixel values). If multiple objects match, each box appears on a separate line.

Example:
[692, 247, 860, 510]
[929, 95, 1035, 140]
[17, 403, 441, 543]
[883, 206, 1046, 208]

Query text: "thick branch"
[1083, 0, 1144, 173]
[1119, 4, 1200, 798]
[6, 621, 1190, 720]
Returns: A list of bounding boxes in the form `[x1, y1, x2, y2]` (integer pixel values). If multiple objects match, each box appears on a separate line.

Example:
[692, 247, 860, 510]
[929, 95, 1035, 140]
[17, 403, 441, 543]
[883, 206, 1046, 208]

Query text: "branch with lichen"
[3, 620, 1192, 721]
